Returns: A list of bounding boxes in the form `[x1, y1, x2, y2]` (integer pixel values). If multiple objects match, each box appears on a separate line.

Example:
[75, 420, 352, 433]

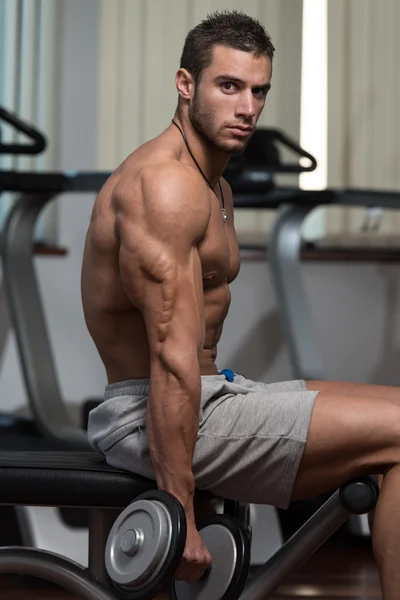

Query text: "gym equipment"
[0, 106, 46, 155]
[0, 108, 48, 445]
[0, 106, 91, 449]
[243, 127, 317, 172]
[105, 490, 186, 599]
[0, 107, 109, 559]
[0, 451, 379, 600]
[268, 188, 400, 382]
[170, 514, 251, 600]
[105, 492, 250, 600]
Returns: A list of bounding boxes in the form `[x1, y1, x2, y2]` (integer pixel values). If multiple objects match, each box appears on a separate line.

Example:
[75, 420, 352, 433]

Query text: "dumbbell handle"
[200, 564, 212, 581]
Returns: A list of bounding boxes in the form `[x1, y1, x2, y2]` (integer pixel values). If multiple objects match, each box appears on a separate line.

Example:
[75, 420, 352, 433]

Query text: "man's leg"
[307, 381, 396, 538]
[291, 389, 400, 600]
[307, 380, 400, 404]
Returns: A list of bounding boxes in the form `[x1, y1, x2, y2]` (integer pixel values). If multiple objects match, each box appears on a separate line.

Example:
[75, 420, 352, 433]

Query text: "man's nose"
[235, 91, 256, 119]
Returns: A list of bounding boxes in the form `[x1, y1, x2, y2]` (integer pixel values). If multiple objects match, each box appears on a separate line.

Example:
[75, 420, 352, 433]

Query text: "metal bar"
[240, 491, 351, 600]
[1, 171, 400, 210]
[0, 547, 117, 600]
[269, 203, 326, 380]
[337, 187, 400, 208]
[34, 0, 61, 244]
[1, 192, 90, 449]
[0, 170, 110, 192]
[88, 508, 120, 587]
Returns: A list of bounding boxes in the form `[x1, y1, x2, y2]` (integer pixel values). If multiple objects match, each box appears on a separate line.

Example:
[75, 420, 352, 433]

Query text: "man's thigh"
[291, 389, 400, 501]
[307, 380, 400, 404]
[194, 384, 319, 508]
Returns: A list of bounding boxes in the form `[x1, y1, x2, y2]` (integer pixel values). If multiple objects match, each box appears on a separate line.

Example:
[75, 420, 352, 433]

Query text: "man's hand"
[174, 518, 212, 583]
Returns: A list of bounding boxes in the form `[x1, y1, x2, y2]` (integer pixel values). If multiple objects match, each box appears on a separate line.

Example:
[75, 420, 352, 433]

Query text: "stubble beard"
[189, 88, 247, 155]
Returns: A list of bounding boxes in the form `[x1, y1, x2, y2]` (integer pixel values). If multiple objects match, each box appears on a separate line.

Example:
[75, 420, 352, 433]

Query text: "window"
[300, 0, 328, 241]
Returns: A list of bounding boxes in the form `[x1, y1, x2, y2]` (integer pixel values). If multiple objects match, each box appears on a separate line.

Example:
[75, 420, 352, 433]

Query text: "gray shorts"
[87, 372, 319, 509]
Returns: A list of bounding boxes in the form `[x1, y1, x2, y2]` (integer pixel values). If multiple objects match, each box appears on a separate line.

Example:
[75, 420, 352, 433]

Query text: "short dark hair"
[180, 10, 275, 84]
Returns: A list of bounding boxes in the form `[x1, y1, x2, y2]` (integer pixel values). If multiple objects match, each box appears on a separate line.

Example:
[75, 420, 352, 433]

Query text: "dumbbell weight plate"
[170, 514, 251, 600]
[106, 490, 186, 600]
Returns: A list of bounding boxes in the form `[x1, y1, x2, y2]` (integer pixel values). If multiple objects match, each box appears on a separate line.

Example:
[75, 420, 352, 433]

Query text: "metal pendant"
[222, 208, 227, 223]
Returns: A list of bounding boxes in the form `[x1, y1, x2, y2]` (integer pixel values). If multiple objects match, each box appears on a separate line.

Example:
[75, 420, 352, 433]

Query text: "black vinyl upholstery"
[0, 451, 157, 508]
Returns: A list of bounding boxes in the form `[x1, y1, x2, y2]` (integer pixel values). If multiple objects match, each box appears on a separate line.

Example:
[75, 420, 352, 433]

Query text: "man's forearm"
[146, 379, 200, 517]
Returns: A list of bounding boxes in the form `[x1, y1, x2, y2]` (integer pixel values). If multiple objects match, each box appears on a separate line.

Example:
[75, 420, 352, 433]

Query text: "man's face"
[189, 45, 272, 154]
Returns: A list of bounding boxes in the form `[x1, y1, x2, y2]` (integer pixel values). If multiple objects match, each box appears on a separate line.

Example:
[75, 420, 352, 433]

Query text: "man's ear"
[175, 68, 195, 100]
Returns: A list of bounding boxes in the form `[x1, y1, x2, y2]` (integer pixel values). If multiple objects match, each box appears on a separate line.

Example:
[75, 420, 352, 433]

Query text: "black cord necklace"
[171, 119, 227, 223]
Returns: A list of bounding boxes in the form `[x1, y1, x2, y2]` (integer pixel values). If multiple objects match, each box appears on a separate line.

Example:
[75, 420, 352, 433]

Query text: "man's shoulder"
[115, 157, 209, 207]
[113, 157, 211, 234]
[139, 160, 207, 193]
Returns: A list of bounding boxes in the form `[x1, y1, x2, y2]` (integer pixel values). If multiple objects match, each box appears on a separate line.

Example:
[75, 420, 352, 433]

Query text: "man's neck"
[172, 113, 231, 187]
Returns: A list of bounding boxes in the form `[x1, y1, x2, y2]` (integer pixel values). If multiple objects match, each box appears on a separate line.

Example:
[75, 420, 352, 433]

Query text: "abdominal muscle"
[85, 281, 230, 384]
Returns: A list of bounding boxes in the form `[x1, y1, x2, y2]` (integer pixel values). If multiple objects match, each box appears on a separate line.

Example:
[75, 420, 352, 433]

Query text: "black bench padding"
[0, 451, 157, 508]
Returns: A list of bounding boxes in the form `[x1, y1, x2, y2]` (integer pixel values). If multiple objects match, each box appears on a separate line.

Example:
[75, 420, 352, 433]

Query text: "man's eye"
[222, 82, 236, 92]
[253, 88, 267, 98]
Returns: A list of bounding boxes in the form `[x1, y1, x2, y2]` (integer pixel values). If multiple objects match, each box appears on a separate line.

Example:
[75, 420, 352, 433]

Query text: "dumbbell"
[105, 490, 251, 600]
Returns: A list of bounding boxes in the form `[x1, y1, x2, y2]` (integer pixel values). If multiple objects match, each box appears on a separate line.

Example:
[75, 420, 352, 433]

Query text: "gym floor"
[0, 538, 381, 600]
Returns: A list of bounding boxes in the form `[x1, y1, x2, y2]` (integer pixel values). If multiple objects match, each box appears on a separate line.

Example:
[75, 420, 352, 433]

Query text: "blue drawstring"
[220, 368, 235, 382]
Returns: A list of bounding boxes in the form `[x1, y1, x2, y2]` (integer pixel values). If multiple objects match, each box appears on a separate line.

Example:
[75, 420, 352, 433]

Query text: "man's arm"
[116, 164, 211, 519]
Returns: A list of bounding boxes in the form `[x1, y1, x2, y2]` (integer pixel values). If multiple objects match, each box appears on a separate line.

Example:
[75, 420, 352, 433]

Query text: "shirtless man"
[82, 10, 400, 597]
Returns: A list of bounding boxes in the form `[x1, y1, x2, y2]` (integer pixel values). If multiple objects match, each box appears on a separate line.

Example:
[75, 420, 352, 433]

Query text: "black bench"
[0, 451, 379, 600]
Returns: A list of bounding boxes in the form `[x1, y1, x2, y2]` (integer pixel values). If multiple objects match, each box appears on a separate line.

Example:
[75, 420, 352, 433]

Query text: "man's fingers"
[174, 555, 210, 582]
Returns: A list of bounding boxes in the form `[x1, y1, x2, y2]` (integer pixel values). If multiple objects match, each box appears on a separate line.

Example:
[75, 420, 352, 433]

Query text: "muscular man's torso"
[81, 133, 241, 383]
